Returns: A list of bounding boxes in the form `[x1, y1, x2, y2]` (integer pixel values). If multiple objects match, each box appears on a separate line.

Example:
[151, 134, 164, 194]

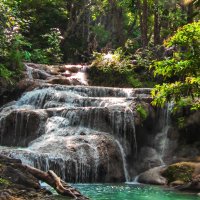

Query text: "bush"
[42, 28, 63, 64]
[88, 48, 142, 87]
[151, 21, 200, 111]
[0, 65, 13, 81]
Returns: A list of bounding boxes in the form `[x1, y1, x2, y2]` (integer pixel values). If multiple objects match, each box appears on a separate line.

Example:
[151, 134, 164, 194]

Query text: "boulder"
[47, 77, 71, 85]
[138, 166, 167, 185]
[64, 65, 82, 73]
[31, 69, 50, 80]
[17, 79, 41, 92]
[70, 78, 83, 85]
[30, 134, 125, 183]
[61, 70, 71, 77]
[162, 162, 200, 185]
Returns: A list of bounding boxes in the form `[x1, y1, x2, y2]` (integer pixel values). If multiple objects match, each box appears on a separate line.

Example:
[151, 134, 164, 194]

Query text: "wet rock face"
[0, 63, 89, 106]
[25, 63, 89, 86]
[0, 109, 48, 147]
[167, 110, 200, 163]
[1, 134, 125, 183]
[135, 147, 162, 173]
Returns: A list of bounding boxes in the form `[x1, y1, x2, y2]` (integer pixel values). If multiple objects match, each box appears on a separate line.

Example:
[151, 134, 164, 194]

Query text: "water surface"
[54, 183, 199, 200]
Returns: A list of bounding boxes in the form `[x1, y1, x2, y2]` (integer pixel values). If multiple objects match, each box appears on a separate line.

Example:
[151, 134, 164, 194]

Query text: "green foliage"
[0, 1, 28, 80]
[91, 48, 133, 74]
[136, 104, 148, 120]
[31, 28, 64, 64]
[0, 0, 64, 81]
[134, 48, 154, 68]
[127, 75, 142, 88]
[124, 39, 140, 54]
[177, 117, 186, 129]
[0, 65, 13, 81]
[31, 49, 49, 64]
[152, 21, 200, 111]
[42, 28, 63, 63]
[89, 48, 142, 87]
[91, 25, 111, 47]
[163, 163, 194, 183]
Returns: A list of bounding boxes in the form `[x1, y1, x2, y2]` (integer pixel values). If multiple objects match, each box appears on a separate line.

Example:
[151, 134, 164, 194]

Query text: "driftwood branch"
[0, 155, 89, 200]
[19, 164, 90, 200]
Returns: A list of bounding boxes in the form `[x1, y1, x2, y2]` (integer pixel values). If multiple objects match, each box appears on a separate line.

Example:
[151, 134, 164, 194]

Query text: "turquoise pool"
[54, 183, 199, 200]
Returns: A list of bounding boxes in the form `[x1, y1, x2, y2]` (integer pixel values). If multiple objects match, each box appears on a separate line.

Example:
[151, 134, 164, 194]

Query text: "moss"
[0, 178, 11, 186]
[136, 104, 148, 120]
[162, 162, 194, 184]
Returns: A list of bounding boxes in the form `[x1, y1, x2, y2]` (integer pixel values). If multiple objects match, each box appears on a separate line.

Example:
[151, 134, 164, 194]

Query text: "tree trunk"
[142, 0, 148, 47]
[137, 0, 144, 47]
[154, 0, 160, 46]
[137, 0, 148, 48]
[107, 0, 125, 46]
[187, 2, 194, 23]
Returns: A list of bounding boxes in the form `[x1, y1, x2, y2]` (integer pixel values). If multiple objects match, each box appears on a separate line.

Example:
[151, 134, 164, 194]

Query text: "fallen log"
[0, 155, 89, 200]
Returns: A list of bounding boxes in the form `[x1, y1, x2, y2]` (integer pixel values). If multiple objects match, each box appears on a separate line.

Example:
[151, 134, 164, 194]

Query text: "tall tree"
[154, 0, 160, 45]
[137, 0, 148, 48]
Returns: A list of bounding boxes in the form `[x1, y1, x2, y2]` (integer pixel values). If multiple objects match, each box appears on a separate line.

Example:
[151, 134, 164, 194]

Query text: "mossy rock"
[162, 162, 195, 184]
[0, 178, 11, 186]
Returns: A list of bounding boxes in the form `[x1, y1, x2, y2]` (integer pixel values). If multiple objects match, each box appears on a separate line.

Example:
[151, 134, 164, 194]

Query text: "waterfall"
[115, 140, 130, 182]
[0, 79, 151, 182]
[157, 103, 173, 165]
[25, 64, 33, 80]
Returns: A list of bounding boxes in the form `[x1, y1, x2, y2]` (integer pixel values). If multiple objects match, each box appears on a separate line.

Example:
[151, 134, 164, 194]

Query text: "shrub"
[89, 48, 142, 87]
[151, 21, 200, 111]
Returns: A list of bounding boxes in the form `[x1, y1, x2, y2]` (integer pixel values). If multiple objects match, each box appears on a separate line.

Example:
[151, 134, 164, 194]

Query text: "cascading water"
[115, 140, 130, 182]
[0, 81, 151, 182]
[155, 103, 173, 165]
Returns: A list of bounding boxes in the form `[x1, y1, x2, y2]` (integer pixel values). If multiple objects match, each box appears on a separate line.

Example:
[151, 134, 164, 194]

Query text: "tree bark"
[137, 0, 148, 48]
[154, 0, 160, 46]
[142, 0, 148, 47]
[137, 0, 144, 47]
[187, 2, 194, 23]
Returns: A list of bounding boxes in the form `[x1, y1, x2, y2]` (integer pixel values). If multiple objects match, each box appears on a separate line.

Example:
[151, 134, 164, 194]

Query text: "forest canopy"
[0, 0, 199, 110]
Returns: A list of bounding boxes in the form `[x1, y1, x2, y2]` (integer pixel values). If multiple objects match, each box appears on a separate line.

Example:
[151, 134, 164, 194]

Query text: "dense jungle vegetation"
[0, 0, 199, 110]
